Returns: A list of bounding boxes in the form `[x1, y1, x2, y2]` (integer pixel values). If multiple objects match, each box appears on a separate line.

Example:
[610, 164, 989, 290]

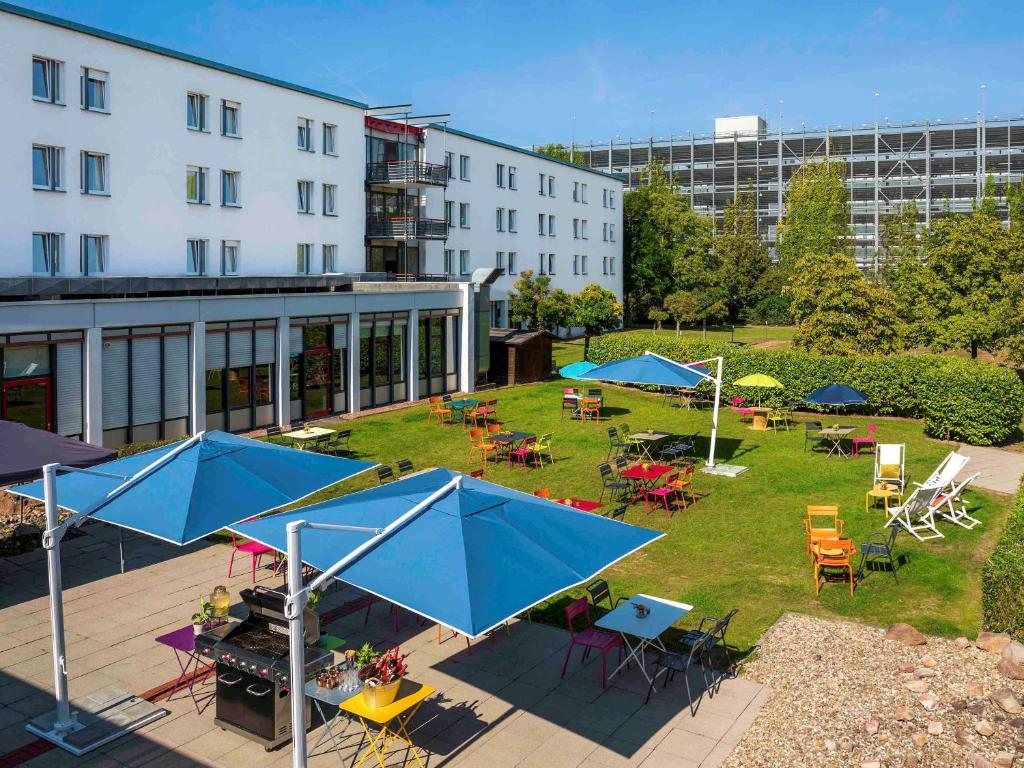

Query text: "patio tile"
[587, 738, 653, 768]
[653, 728, 718, 763]
[638, 750, 700, 768]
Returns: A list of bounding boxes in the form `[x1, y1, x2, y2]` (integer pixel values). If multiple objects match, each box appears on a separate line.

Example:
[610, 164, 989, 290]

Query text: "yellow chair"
[427, 396, 453, 425]
[812, 538, 856, 597]
[468, 428, 497, 467]
[803, 505, 844, 558]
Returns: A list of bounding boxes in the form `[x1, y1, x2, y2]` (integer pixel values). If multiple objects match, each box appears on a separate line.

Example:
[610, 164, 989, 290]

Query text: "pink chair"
[509, 435, 538, 470]
[560, 597, 622, 688]
[228, 517, 278, 582]
[730, 396, 746, 407]
[730, 396, 753, 421]
[851, 424, 878, 456]
[644, 472, 679, 517]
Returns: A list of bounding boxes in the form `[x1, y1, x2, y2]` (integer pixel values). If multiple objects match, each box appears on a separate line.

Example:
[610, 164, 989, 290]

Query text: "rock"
[977, 632, 1012, 654]
[974, 756, 997, 768]
[914, 667, 938, 679]
[920, 654, 938, 668]
[956, 636, 972, 648]
[994, 753, 1015, 768]
[967, 682, 986, 697]
[927, 721, 943, 735]
[969, 702, 987, 716]
[992, 687, 1024, 714]
[1009, 717, 1024, 728]
[904, 755, 919, 768]
[905, 679, 930, 693]
[919, 692, 938, 710]
[1004, 641, 1024, 662]
[956, 727, 979, 748]
[865, 719, 880, 735]
[911, 731, 928, 746]
[999, 656, 1024, 681]
[976, 719, 996, 737]
[898, 662, 917, 673]
[894, 705, 913, 721]
[824, 739, 837, 752]
[887, 623, 928, 646]
[954, 699, 970, 711]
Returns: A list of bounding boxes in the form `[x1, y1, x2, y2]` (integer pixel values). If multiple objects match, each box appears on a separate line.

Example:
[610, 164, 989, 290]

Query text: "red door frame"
[2, 376, 54, 431]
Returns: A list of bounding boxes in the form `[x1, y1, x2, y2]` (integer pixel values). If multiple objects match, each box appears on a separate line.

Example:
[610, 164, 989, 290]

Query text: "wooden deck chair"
[885, 484, 944, 541]
[916, 451, 970, 497]
[874, 444, 906, 491]
[931, 471, 981, 530]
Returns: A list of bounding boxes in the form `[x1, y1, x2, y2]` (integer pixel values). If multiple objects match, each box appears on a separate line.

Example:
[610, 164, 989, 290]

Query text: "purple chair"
[851, 423, 878, 456]
[228, 516, 278, 582]
[509, 435, 538, 470]
[560, 597, 622, 688]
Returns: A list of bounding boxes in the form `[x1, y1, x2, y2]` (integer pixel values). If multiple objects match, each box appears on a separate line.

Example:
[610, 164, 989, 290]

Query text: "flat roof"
[0, 1, 368, 110]
[431, 125, 616, 180]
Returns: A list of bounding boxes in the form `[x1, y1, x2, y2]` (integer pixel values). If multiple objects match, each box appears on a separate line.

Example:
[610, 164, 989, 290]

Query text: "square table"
[490, 430, 534, 458]
[283, 426, 336, 443]
[154, 625, 219, 713]
[620, 463, 673, 502]
[339, 679, 435, 768]
[628, 432, 671, 461]
[819, 427, 856, 457]
[556, 498, 603, 512]
[305, 677, 363, 764]
[596, 595, 693, 691]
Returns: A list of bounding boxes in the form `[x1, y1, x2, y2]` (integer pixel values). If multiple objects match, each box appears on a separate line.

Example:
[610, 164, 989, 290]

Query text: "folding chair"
[916, 451, 970, 496]
[931, 472, 981, 530]
[598, 463, 630, 503]
[804, 422, 827, 452]
[265, 425, 287, 445]
[606, 505, 626, 521]
[327, 429, 351, 455]
[585, 578, 627, 616]
[874, 443, 906, 490]
[678, 608, 738, 676]
[375, 465, 394, 485]
[858, 526, 901, 583]
[397, 459, 414, 476]
[645, 633, 713, 709]
[885, 484, 943, 541]
[606, 427, 628, 460]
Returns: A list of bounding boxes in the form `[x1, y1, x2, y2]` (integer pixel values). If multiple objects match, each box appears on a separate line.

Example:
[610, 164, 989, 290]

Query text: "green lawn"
[308, 377, 1009, 652]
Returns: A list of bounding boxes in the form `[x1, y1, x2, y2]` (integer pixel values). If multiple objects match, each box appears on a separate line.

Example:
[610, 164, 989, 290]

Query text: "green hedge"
[982, 476, 1024, 641]
[116, 436, 191, 458]
[587, 333, 1024, 446]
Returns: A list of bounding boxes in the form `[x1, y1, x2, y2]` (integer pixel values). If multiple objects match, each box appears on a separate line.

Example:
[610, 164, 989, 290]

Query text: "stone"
[956, 728, 979, 748]
[994, 753, 1015, 768]
[999, 656, 1024, 681]
[1004, 641, 1024, 663]
[967, 682, 986, 697]
[825, 739, 837, 752]
[911, 731, 928, 746]
[969, 702, 987, 716]
[865, 719, 880, 735]
[894, 705, 913, 721]
[914, 667, 938, 679]
[898, 662, 917, 673]
[977, 632, 1013, 654]
[976, 720, 996, 737]
[956, 636, 972, 649]
[887, 623, 928, 646]
[1009, 718, 1024, 728]
[904, 755, 919, 768]
[992, 687, 1024, 714]
[927, 721, 943, 735]
[920, 654, 938, 668]
[919, 692, 938, 710]
[953, 699, 970, 711]
[974, 756, 997, 768]
[905, 679, 930, 693]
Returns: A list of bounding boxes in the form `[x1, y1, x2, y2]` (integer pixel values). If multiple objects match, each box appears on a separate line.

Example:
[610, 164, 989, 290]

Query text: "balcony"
[366, 160, 449, 187]
[366, 215, 448, 241]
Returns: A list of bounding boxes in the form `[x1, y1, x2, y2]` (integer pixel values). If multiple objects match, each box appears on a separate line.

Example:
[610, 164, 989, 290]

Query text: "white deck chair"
[874, 444, 906, 490]
[885, 483, 944, 541]
[916, 451, 970, 494]
[930, 472, 982, 530]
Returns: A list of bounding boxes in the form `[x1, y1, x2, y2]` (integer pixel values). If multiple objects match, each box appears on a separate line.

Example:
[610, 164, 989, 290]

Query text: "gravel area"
[723, 614, 1023, 768]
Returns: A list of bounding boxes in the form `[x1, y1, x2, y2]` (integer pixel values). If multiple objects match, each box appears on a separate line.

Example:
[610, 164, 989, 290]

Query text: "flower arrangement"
[364, 646, 408, 685]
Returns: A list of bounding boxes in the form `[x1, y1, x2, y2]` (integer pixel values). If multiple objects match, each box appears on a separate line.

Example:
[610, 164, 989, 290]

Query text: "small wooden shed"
[489, 329, 554, 386]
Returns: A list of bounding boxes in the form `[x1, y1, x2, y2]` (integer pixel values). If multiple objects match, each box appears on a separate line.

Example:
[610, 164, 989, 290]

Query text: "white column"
[459, 283, 475, 394]
[275, 316, 290, 427]
[407, 309, 419, 402]
[189, 321, 205, 435]
[348, 312, 360, 413]
[83, 327, 103, 446]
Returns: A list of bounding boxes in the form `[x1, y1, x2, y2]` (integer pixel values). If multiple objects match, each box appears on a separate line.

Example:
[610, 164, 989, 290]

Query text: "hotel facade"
[0, 2, 622, 448]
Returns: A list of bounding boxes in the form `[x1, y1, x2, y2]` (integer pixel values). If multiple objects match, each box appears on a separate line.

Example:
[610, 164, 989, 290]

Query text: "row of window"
[185, 92, 242, 138]
[448, 155, 615, 212]
[447, 203, 615, 241]
[32, 145, 108, 194]
[444, 152, 472, 181]
[30, 232, 105, 276]
[442, 249, 617, 279]
[32, 56, 108, 112]
[296, 243, 340, 274]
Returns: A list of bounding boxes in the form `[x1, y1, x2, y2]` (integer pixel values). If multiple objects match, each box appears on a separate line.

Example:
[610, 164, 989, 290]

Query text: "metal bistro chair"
[598, 463, 630, 503]
[376, 465, 395, 485]
[804, 422, 827, 452]
[606, 505, 626, 521]
[678, 608, 738, 677]
[611, 455, 630, 474]
[328, 429, 352, 455]
[561, 395, 578, 420]
[228, 517, 279, 583]
[858, 526, 901, 583]
[585, 578, 627, 617]
[397, 458, 415, 476]
[645, 632, 712, 709]
[265, 425, 287, 445]
[311, 434, 331, 453]
[606, 427, 628, 460]
[560, 597, 622, 689]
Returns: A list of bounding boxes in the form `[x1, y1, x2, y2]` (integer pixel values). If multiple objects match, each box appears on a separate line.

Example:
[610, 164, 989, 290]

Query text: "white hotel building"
[0, 2, 622, 449]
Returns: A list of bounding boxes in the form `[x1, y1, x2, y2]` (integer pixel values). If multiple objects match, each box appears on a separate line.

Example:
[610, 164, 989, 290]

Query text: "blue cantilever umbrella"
[804, 384, 868, 408]
[575, 352, 710, 389]
[233, 467, 664, 639]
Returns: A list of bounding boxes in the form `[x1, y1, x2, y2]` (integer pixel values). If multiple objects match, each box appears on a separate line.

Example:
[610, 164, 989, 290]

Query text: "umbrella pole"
[286, 522, 307, 768]
[708, 357, 722, 468]
[118, 527, 125, 574]
[42, 462, 75, 734]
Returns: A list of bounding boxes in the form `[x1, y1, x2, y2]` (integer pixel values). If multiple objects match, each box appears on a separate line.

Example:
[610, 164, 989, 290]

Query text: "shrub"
[116, 435, 191, 458]
[587, 332, 1023, 445]
[982, 477, 1024, 641]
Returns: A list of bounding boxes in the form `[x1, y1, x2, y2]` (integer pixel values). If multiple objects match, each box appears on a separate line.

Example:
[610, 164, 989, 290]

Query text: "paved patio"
[0, 523, 765, 768]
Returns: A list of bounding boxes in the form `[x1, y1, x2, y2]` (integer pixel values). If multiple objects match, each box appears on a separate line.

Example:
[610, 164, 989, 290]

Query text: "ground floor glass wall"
[366, 243, 421, 275]
[289, 316, 348, 423]
[359, 312, 407, 409]
[418, 310, 460, 397]
[205, 321, 276, 433]
[0, 331, 83, 437]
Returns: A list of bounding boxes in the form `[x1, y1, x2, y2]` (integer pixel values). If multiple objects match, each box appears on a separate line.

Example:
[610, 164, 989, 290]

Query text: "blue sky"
[20, 0, 1024, 146]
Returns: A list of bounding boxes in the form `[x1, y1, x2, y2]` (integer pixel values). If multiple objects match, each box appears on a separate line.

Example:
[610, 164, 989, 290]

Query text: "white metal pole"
[708, 357, 723, 468]
[287, 520, 307, 768]
[42, 462, 74, 732]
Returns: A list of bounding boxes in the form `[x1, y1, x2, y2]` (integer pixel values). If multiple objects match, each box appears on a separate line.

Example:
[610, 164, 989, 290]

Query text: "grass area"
[309, 378, 1009, 652]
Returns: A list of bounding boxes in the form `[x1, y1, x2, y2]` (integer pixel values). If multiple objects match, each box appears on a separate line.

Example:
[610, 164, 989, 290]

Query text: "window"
[508, 166, 517, 189]
[459, 154, 470, 180]
[573, 254, 579, 275]
[581, 254, 588, 275]
[444, 249, 454, 275]
[297, 180, 313, 213]
[548, 176, 555, 197]
[32, 145, 63, 191]
[508, 209, 517, 232]
[459, 250, 470, 275]
[603, 256, 608, 275]
[609, 223, 616, 242]
[582, 219, 588, 239]
[445, 152, 454, 179]
[323, 123, 337, 156]
[581, 183, 588, 203]
[609, 256, 616, 274]
[603, 222, 608, 242]
[81, 151, 108, 195]
[538, 253, 546, 275]
[297, 117, 313, 151]
[548, 215, 556, 236]
[573, 182, 579, 202]
[80, 67, 107, 112]
[296, 243, 313, 274]
[496, 251, 506, 270]
[186, 238, 208, 275]
[221, 240, 239, 275]
[186, 92, 208, 131]
[496, 207, 505, 232]
[538, 172, 546, 195]
[221, 170, 240, 206]
[610, 190, 616, 209]
[538, 214, 545, 235]
[221, 100, 240, 137]
[323, 244, 338, 272]
[323, 183, 337, 216]
[32, 232, 62, 275]
[459, 202, 470, 228]
[548, 253, 556, 275]
[602, 189, 608, 208]
[573, 218, 580, 239]
[80, 234, 107, 275]
[32, 57, 63, 104]
[508, 251, 517, 275]
[185, 165, 207, 203]
[445, 200, 454, 227]
[496, 163, 506, 187]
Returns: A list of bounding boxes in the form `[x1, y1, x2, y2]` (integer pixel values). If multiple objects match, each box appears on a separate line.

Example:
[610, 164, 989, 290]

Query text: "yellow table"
[283, 426, 335, 441]
[866, 482, 902, 514]
[339, 679, 435, 768]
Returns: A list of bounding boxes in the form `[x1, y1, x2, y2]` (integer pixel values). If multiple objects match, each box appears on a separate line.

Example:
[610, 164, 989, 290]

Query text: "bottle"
[210, 585, 230, 621]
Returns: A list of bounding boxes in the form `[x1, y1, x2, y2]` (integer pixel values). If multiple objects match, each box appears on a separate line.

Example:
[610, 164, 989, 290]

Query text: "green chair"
[766, 409, 791, 432]
[535, 433, 554, 466]
[618, 423, 642, 455]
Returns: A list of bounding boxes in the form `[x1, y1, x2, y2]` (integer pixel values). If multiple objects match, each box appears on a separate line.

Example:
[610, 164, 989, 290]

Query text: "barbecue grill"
[196, 586, 332, 750]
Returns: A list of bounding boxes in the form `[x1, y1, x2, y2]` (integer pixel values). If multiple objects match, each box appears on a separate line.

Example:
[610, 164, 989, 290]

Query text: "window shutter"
[206, 331, 225, 369]
[164, 334, 189, 419]
[102, 339, 129, 429]
[229, 329, 252, 368]
[255, 329, 275, 364]
[131, 338, 162, 425]
[333, 324, 348, 350]
[290, 326, 302, 354]
[56, 342, 83, 436]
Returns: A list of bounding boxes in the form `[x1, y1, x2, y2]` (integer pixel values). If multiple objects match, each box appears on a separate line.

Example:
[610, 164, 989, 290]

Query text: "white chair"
[916, 451, 970, 495]
[885, 484, 944, 541]
[874, 444, 906, 490]
[930, 472, 981, 530]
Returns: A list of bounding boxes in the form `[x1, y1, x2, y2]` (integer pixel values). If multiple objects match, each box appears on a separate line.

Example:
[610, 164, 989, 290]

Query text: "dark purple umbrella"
[0, 421, 115, 485]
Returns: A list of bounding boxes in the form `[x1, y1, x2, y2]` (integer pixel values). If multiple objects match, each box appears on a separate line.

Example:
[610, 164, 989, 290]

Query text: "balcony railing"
[366, 160, 449, 187]
[366, 215, 448, 241]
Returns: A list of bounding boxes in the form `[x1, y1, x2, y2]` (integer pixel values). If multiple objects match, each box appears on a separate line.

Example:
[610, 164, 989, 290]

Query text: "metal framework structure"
[564, 115, 1024, 269]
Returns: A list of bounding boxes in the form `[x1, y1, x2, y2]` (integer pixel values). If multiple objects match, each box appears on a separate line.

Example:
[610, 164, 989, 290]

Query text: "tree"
[713, 188, 772, 321]
[647, 308, 668, 333]
[623, 161, 714, 322]
[534, 142, 577, 164]
[880, 201, 921, 263]
[775, 159, 852, 271]
[975, 175, 1000, 219]
[540, 288, 573, 333]
[663, 291, 698, 336]
[570, 284, 622, 360]
[786, 252, 899, 355]
[507, 270, 552, 329]
[663, 288, 727, 339]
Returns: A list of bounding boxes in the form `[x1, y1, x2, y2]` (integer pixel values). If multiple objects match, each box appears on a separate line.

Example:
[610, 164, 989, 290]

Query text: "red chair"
[508, 435, 538, 470]
[644, 472, 679, 516]
[851, 423, 878, 456]
[730, 396, 753, 421]
[228, 517, 278, 582]
[560, 597, 622, 688]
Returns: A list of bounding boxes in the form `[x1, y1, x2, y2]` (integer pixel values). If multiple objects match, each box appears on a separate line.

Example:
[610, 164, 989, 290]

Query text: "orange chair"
[813, 538, 856, 597]
[468, 428, 498, 467]
[469, 469, 485, 479]
[666, 464, 697, 509]
[463, 405, 484, 430]
[580, 397, 602, 422]
[427, 396, 453, 425]
[534, 488, 551, 499]
[804, 505, 844, 558]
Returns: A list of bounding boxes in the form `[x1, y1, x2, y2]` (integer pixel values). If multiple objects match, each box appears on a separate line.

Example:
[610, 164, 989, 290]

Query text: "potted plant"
[307, 589, 321, 612]
[355, 642, 379, 680]
[361, 646, 408, 708]
[191, 598, 214, 635]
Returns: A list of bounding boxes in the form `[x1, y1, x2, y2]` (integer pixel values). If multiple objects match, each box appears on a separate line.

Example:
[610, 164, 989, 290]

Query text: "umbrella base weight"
[26, 686, 168, 756]
[701, 464, 748, 478]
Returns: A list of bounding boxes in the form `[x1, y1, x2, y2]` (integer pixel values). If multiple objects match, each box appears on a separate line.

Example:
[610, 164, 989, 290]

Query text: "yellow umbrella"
[733, 373, 783, 406]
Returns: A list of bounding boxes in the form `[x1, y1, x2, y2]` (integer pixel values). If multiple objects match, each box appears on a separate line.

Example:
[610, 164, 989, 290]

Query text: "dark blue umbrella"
[804, 384, 868, 407]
